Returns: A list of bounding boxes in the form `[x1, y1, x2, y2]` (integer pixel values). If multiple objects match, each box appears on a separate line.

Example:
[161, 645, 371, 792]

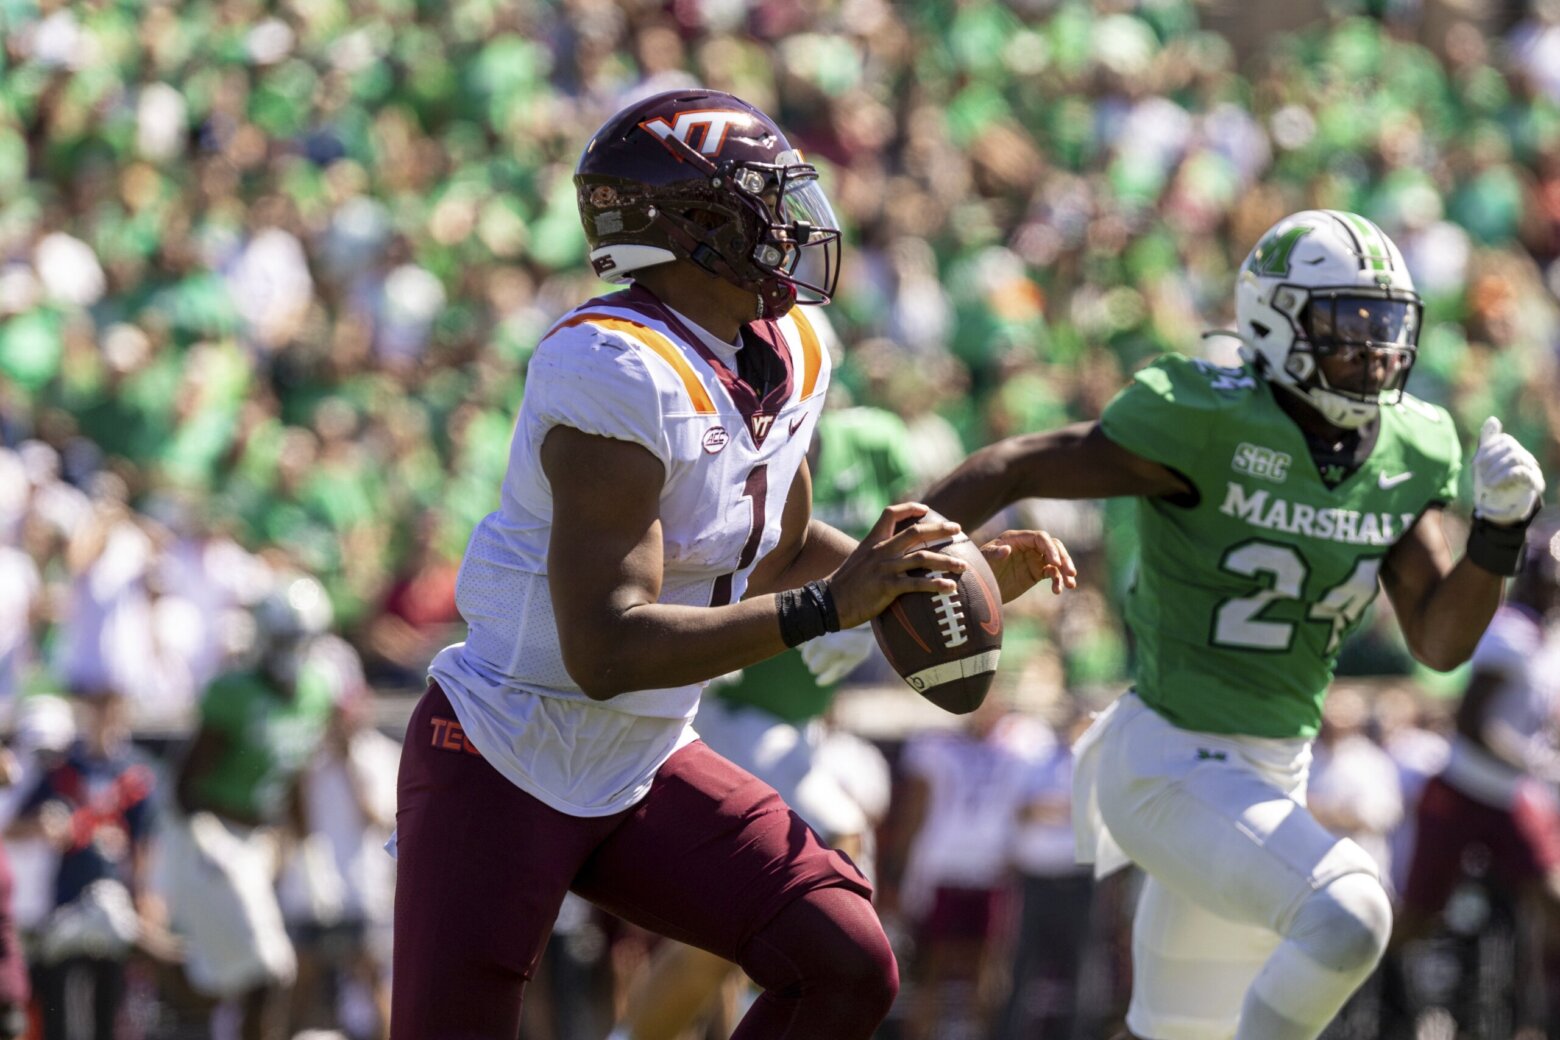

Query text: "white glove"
[799, 625, 877, 686]
[1472, 416, 1545, 525]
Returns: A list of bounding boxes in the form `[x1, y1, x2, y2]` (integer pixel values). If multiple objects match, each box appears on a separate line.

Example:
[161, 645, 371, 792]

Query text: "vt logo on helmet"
[1235, 210, 1422, 430]
[574, 90, 842, 321]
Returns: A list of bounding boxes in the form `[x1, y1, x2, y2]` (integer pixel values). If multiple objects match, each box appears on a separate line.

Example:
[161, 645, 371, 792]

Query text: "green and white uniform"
[1100, 354, 1459, 739]
[1073, 355, 1461, 1040]
[163, 638, 356, 999]
[188, 668, 336, 823]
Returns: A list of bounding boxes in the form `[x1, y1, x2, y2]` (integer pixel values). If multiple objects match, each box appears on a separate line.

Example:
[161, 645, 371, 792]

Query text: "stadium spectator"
[280, 681, 396, 1040]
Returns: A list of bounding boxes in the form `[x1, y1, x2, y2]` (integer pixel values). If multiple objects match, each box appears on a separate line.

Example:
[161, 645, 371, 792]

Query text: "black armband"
[1467, 512, 1535, 577]
[776, 580, 840, 647]
[803, 580, 841, 633]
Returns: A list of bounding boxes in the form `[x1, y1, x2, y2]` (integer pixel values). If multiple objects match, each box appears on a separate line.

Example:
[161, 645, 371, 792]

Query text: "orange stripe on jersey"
[559, 313, 717, 415]
[789, 309, 824, 400]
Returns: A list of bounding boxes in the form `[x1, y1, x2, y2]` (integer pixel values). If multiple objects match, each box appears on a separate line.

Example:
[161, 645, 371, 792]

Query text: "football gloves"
[1472, 417, 1545, 526]
[799, 625, 876, 686]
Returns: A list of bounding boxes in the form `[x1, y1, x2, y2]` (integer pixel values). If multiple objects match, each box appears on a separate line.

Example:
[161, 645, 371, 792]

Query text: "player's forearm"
[1401, 556, 1505, 670]
[744, 519, 855, 598]
[925, 422, 1179, 530]
[561, 596, 795, 699]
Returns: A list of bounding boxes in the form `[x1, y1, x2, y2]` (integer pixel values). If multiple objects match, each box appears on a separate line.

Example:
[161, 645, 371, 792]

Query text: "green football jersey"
[192, 661, 336, 823]
[1100, 355, 1461, 739]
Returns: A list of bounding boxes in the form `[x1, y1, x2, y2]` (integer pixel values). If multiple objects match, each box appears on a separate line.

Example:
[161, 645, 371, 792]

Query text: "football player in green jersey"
[924, 210, 1547, 1040]
[166, 574, 344, 1040]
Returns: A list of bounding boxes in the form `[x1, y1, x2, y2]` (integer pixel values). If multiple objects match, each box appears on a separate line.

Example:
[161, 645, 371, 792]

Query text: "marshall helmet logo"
[702, 426, 730, 454]
[591, 255, 618, 275]
[639, 110, 755, 159]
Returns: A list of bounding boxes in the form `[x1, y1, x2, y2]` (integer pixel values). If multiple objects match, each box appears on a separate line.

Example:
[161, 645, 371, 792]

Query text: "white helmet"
[254, 573, 332, 643]
[1235, 210, 1422, 430]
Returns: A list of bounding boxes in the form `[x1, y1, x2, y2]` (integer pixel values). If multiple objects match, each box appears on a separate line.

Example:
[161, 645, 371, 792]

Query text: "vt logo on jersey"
[1232, 443, 1291, 483]
[640, 110, 753, 158]
[749, 414, 775, 440]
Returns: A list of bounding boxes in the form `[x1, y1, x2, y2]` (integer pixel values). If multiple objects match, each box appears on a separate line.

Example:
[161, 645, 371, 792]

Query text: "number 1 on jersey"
[710, 464, 769, 607]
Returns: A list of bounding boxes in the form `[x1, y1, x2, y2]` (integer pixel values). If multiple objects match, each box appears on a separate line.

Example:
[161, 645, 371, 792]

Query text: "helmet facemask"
[645, 144, 842, 320]
[1235, 211, 1425, 432]
[1264, 283, 1421, 429]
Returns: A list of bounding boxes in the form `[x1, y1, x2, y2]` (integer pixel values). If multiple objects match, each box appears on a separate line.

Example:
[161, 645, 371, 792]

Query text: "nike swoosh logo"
[1378, 471, 1413, 489]
[789, 415, 805, 436]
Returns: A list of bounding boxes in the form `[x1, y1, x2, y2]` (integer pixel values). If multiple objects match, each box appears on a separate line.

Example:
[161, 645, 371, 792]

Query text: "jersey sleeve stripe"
[558, 313, 718, 414]
[789, 309, 824, 400]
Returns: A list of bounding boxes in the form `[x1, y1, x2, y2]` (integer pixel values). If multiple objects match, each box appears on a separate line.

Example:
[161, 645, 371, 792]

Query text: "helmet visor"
[766, 170, 842, 303]
[1304, 293, 1420, 400]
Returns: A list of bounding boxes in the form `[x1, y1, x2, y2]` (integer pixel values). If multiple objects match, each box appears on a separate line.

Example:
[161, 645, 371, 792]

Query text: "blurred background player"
[390, 88, 1073, 1040]
[6, 687, 157, 1040]
[925, 210, 1547, 1040]
[879, 688, 1049, 1040]
[1394, 515, 1560, 1035]
[998, 702, 1094, 1040]
[279, 680, 394, 1040]
[162, 573, 354, 1040]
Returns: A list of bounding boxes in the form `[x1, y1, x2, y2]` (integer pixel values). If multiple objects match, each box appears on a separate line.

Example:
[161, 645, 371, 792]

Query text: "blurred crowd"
[3, 0, 1560, 711]
[2, 0, 1560, 1035]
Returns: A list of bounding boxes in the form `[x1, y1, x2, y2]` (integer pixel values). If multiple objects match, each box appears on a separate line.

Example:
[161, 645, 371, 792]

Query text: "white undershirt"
[663, 304, 742, 366]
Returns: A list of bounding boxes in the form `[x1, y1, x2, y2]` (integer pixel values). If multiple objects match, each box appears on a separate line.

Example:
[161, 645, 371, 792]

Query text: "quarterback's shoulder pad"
[522, 316, 680, 462]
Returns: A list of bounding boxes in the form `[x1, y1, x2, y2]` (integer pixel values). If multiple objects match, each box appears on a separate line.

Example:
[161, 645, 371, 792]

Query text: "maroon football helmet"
[575, 89, 841, 319]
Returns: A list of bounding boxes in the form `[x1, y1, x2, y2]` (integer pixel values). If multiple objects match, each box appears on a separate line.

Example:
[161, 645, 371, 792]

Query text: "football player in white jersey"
[389, 89, 1076, 1040]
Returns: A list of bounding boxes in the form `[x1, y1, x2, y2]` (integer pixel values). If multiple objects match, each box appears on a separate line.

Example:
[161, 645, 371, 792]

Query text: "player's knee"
[741, 886, 898, 1018]
[1289, 872, 1392, 974]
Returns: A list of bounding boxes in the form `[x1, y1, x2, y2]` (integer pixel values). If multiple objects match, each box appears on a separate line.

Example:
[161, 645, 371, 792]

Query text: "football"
[871, 515, 1003, 714]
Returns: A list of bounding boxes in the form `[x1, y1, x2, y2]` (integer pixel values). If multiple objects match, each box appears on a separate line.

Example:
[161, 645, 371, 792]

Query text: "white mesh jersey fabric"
[432, 298, 830, 817]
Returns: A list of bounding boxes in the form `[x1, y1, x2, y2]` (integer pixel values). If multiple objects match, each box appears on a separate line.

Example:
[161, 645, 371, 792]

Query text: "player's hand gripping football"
[979, 529, 1078, 601]
[827, 503, 968, 630]
[1473, 417, 1545, 525]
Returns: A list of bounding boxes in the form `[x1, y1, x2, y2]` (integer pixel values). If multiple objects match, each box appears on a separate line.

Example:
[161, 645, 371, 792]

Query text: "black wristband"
[777, 586, 829, 647]
[803, 579, 841, 633]
[1467, 512, 1534, 577]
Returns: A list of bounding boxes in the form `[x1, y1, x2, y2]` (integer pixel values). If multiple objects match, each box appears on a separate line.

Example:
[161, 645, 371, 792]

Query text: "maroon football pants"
[390, 683, 895, 1039]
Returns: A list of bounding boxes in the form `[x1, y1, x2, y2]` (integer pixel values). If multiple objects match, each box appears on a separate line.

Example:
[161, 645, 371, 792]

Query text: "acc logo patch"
[1232, 442, 1290, 483]
[702, 426, 730, 454]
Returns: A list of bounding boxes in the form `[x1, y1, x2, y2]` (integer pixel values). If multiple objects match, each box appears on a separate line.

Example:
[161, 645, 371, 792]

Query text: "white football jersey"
[1440, 605, 1560, 807]
[431, 285, 831, 816]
